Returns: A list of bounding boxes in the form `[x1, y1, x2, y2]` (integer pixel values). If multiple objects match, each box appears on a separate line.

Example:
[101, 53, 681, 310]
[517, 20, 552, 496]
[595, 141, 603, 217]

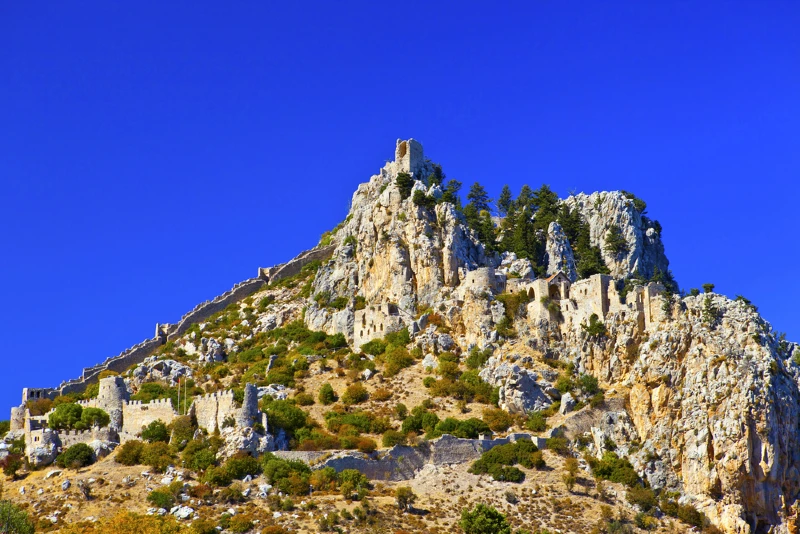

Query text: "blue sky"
[1, 2, 798, 414]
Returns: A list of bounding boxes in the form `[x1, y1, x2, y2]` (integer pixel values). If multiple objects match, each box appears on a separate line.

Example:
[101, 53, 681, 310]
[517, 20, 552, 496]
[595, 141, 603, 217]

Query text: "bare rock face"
[563, 191, 668, 279]
[479, 356, 553, 414]
[28, 429, 60, 467]
[536, 287, 800, 533]
[219, 426, 274, 460]
[545, 222, 577, 282]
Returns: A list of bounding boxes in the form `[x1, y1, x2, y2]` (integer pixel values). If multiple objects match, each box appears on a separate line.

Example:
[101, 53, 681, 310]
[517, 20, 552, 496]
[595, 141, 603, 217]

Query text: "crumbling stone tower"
[97, 376, 129, 430]
[395, 138, 424, 177]
[236, 383, 259, 428]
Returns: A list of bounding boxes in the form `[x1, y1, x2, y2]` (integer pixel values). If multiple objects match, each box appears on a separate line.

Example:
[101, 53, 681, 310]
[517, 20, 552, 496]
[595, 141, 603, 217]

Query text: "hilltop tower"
[395, 138, 424, 177]
[97, 376, 129, 430]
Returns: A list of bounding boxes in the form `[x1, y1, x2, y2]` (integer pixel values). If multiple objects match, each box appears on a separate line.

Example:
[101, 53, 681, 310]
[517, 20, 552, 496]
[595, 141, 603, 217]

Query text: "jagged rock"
[61, 480, 71, 491]
[88, 440, 117, 460]
[479, 357, 552, 414]
[562, 191, 668, 279]
[422, 354, 437, 371]
[219, 426, 274, 459]
[45, 469, 62, 479]
[498, 252, 534, 280]
[131, 357, 193, 386]
[28, 429, 60, 467]
[257, 384, 289, 401]
[545, 222, 577, 282]
[172, 506, 194, 520]
[560, 392, 576, 414]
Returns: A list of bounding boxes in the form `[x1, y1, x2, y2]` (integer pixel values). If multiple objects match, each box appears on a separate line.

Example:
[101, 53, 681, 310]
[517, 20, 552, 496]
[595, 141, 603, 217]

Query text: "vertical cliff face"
[563, 191, 668, 279]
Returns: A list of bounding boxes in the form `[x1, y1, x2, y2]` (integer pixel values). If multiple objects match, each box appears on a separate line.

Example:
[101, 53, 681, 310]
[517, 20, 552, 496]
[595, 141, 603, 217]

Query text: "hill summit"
[3, 139, 798, 534]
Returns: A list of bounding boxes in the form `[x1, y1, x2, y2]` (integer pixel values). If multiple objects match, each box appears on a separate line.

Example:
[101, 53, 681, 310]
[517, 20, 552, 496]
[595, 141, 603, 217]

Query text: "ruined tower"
[236, 383, 259, 428]
[395, 138, 424, 177]
[97, 376, 129, 430]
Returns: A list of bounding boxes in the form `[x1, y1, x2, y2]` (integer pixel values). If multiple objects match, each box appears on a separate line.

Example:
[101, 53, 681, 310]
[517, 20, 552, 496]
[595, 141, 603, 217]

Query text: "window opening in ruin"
[397, 141, 407, 159]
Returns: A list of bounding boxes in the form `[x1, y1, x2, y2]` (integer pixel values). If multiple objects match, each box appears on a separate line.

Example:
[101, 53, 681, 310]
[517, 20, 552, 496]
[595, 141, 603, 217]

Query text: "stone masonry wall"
[121, 399, 178, 435]
[191, 391, 238, 433]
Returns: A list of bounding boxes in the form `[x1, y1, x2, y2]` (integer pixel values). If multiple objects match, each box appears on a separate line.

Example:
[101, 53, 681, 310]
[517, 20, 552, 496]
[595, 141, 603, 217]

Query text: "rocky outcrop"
[545, 222, 577, 282]
[479, 356, 553, 414]
[529, 287, 800, 533]
[563, 191, 668, 279]
[306, 141, 494, 340]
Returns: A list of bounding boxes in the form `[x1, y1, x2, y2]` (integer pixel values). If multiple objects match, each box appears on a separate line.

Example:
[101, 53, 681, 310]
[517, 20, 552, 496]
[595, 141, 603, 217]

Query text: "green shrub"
[140, 441, 174, 473]
[433, 417, 490, 439]
[465, 347, 492, 370]
[0, 420, 10, 437]
[116, 440, 144, 466]
[361, 339, 387, 356]
[545, 436, 570, 455]
[626, 485, 657, 511]
[459, 503, 512, 534]
[203, 465, 233, 486]
[341, 383, 369, 406]
[0, 501, 34, 534]
[579, 374, 600, 394]
[482, 408, 512, 432]
[56, 443, 95, 469]
[318, 383, 337, 405]
[147, 489, 174, 509]
[141, 420, 170, 443]
[589, 451, 640, 487]
[384, 346, 414, 377]
[224, 453, 261, 479]
[469, 439, 540, 483]
[262, 400, 308, 435]
[525, 411, 547, 432]
[382, 430, 407, 447]
[294, 392, 314, 406]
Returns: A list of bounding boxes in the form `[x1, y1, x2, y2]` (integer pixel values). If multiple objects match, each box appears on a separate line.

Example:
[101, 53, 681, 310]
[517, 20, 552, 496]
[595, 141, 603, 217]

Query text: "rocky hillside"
[2, 138, 798, 534]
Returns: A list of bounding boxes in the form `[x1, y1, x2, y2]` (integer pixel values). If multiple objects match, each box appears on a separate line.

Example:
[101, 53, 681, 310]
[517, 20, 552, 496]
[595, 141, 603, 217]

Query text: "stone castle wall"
[121, 398, 179, 435]
[191, 390, 238, 433]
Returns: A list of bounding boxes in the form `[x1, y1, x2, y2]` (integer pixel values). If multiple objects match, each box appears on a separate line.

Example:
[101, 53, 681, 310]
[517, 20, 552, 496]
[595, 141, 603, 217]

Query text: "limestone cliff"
[563, 191, 668, 279]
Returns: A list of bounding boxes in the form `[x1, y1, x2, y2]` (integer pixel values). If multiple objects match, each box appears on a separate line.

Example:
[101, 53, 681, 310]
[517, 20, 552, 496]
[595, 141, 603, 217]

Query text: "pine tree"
[516, 184, 533, 210]
[395, 172, 414, 200]
[467, 182, 491, 214]
[497, 185, 512, 217]
[441, 179, 463, 209]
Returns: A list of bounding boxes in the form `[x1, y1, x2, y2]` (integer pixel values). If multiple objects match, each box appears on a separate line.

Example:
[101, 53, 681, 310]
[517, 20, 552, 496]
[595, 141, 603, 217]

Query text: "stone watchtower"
[236, 383, 260, 428]
[395, 138, 425, 177]
[97, 376, 129, 430]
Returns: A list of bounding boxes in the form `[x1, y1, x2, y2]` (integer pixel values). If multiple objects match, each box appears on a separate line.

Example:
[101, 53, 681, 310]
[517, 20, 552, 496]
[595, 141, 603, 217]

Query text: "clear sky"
[2, 2, 798, 414]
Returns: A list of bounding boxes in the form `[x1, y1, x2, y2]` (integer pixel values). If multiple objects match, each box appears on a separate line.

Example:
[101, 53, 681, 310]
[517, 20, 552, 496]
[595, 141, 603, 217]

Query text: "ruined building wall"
[353, 304, 405, 350]
[191, 390, 238, 433]
[121, 399, 178, 436]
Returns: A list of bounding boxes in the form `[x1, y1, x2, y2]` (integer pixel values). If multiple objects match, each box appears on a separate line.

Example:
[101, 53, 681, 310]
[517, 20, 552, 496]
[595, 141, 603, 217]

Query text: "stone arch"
[528, 288, 535, 299]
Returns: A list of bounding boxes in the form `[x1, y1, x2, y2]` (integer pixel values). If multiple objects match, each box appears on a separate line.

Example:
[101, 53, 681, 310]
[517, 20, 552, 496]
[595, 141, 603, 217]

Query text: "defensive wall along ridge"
[20, 245, 335, 403]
